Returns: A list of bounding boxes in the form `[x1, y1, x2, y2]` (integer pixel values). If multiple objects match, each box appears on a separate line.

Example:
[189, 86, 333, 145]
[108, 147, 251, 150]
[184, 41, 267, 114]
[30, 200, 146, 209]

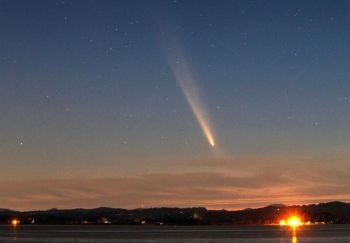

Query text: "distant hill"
[1, 201, 350, 225]
[268, 204, 286, 208]
[0, 208, 13, 212]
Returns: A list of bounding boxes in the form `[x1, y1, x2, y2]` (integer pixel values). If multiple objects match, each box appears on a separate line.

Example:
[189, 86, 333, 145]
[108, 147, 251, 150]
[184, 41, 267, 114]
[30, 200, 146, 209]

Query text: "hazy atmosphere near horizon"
[2, 0, 350, 211]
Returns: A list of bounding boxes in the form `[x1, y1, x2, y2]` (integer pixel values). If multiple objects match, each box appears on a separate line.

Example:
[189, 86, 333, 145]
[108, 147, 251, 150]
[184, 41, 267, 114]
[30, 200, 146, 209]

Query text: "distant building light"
[11, 219, 20, 226]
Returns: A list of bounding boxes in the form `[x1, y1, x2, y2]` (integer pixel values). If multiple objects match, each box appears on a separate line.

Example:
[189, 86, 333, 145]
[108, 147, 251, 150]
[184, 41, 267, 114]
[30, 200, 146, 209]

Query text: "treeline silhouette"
[1, 201, 350, 225]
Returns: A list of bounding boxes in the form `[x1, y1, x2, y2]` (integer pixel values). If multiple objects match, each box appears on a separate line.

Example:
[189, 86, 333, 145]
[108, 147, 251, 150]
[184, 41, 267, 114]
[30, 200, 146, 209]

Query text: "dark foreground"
[1, 225, 350, 242]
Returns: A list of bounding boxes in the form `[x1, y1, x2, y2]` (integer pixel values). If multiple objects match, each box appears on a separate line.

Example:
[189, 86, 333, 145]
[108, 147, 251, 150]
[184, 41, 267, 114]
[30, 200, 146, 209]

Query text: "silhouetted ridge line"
[1, 202, 350, 225]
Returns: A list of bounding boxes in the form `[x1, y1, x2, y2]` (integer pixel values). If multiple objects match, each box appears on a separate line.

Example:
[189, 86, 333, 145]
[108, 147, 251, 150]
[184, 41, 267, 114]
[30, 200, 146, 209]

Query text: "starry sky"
[2, 0, 350, 210]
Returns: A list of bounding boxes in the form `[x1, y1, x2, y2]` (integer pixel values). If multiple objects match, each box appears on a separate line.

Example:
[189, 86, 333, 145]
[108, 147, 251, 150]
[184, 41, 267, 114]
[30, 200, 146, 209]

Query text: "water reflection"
[292, 235, 297, 243]
[12, 225, 17, 241]
[292, 227, 298, 243]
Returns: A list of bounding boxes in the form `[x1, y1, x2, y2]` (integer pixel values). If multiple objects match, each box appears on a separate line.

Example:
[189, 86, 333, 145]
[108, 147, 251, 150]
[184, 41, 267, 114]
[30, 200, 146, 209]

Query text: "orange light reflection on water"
[279, 215, 303, 243]
[292, 226, 298, 243]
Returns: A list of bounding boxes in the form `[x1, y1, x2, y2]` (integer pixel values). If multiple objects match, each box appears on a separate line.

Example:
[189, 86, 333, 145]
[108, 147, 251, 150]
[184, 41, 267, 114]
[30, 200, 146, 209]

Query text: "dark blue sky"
[1, 0, 350, 210]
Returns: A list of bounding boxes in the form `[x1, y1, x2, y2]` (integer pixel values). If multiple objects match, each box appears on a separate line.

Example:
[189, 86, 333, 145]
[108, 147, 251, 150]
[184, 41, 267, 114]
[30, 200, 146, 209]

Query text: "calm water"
[0, 225, 350, 242]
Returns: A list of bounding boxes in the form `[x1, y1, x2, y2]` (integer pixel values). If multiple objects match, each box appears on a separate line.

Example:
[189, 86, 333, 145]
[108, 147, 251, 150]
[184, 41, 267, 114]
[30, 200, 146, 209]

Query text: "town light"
[11, 219, 19, 226]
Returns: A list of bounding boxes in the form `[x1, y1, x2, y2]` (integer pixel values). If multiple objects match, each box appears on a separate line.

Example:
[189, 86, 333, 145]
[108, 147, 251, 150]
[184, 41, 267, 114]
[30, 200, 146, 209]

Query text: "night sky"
[2, 0, 350, 210]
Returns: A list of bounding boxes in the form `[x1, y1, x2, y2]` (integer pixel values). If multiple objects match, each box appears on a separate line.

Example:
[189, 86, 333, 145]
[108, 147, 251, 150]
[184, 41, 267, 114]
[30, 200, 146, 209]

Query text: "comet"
[166, 45, 216, 147]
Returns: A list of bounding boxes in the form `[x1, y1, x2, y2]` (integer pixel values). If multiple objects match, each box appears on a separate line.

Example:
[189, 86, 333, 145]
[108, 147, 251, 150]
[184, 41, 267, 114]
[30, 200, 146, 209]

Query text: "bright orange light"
[287, 216, 301, 227]
[280, 215, 303, 228]
[11, 219, 19, 226]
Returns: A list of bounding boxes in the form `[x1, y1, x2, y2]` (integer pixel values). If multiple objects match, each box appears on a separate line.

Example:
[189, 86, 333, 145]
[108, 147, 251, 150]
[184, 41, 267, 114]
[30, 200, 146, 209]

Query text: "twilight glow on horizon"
[2, 0, 350, 210]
